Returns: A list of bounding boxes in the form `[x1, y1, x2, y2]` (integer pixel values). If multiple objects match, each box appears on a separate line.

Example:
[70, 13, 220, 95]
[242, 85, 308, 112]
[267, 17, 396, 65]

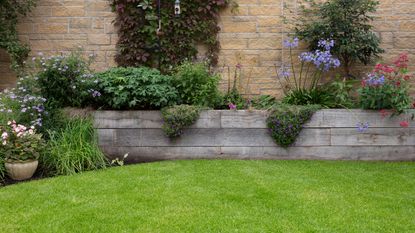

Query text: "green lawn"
[0, 160, 414, 233]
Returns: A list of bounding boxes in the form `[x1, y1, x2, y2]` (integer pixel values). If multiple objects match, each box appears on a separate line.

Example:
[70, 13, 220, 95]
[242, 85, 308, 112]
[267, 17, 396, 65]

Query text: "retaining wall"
[94, 110, 415, 162]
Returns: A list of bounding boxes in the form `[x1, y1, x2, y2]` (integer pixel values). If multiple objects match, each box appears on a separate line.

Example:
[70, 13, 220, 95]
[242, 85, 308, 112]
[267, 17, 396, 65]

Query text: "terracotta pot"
[5, 160, 38, 181]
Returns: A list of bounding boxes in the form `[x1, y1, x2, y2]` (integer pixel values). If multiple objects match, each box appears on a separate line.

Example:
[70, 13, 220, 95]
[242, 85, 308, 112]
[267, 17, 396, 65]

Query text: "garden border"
[94, 109, 415, 162]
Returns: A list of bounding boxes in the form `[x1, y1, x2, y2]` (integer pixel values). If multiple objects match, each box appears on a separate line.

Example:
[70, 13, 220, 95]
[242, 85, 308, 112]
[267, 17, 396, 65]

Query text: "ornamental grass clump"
[267, 105, 321, 147]
[161, 105, 201, 138]
[41, 117, 107, 176]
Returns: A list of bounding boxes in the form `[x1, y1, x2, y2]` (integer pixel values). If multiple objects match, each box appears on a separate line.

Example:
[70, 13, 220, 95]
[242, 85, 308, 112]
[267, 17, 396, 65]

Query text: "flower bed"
[95, 110, 415, 162]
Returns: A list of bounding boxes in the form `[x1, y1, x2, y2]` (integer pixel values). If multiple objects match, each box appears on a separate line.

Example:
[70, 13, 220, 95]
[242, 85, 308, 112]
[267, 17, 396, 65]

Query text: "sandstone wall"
[1, 0, 414, 96]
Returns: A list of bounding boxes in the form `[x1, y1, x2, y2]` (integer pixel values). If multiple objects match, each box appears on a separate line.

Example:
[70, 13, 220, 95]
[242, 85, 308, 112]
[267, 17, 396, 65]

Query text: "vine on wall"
[110, 0, 236, 71]
[0, 0, 37, 71]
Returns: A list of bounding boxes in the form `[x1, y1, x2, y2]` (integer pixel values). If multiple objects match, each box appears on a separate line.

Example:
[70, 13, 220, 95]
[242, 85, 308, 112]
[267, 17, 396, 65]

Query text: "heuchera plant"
[0, 121, 45, 162]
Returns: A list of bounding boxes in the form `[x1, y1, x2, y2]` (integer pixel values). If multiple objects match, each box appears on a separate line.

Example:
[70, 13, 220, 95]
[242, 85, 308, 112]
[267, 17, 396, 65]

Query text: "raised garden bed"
[94, 110, 415, 162]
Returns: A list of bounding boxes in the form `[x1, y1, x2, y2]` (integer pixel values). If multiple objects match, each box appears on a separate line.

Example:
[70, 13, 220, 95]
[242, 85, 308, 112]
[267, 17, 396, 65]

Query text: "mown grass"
[0, 160, 414, 233]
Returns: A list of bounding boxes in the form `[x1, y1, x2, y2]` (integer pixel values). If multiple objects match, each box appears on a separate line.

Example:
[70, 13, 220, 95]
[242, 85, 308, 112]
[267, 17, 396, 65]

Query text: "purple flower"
[356, 122, 369, 133]
[318, 39, 335, 51]
[278, 65, 290, 78]
[283, 37, 299, 48]
[365, 73, 385, 86]
[92, 90, 101, 98]
[228, 103, 237, 110]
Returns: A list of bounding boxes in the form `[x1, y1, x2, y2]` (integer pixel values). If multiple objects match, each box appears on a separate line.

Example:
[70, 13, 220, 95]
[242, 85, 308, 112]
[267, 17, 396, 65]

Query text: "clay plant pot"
[5, 160, 39, 181]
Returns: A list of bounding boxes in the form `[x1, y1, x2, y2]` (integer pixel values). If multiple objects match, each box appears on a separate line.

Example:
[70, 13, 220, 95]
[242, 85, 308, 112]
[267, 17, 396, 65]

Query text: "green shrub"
[41, 117, 107, 176]
[173, 62, 221, 108]
[35, 51, 100, 108]
[267, 104, 321, 147]
[161, 105, 201, 138]
[96, 67, 178, 110]
[294, 0, 383, 76]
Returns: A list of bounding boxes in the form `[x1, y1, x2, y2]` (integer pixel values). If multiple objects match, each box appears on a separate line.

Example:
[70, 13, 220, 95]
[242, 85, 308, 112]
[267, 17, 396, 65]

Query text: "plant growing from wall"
[293, 0, 384, 77]
[0, 0, 37, 71]
[267, 104, 321, 147]
[110, 0, 236, 71]
[161, 105, 200, 138]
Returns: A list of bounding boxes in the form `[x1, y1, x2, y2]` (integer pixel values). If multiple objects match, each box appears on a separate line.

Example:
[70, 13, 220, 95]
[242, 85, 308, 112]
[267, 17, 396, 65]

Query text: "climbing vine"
[0, 0, 37, 71]
[110, 0, 236, 71]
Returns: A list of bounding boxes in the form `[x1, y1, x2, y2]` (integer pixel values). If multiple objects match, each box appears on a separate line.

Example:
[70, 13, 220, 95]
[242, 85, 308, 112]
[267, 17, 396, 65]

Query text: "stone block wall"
[1, 0, 414, 96]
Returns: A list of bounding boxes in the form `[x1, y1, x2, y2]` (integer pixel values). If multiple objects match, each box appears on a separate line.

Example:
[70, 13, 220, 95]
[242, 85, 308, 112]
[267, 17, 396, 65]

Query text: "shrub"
[358, 54, 413, 115]
[267, 104, 321, 147]
[34, 51, 100, 108]
[173, 62, 221, 108]
[97, 67, 178, 110]
[161, 105, 201, 138]
[294, 0, 383, 76]
[41, 117, 107, 176]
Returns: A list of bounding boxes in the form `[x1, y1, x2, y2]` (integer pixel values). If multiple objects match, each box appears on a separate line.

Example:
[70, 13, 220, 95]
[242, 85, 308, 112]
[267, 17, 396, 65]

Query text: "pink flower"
[380, 109, 389, 119]
[228, 103, 237, 110]
[400, 121, 409, 128]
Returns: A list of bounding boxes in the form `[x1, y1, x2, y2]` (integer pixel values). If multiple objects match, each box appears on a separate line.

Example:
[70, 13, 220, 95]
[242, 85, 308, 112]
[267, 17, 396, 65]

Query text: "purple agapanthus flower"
[283, 37, 299, 48]
[278, 65, 290, 78]
[356, 122, 369, 133]
[299, 39, 340, 71]
[365, 73, 385, 86]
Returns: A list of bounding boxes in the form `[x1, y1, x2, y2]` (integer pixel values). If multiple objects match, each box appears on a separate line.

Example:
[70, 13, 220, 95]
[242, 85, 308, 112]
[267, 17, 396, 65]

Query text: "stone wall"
[1, 0, 415, 96]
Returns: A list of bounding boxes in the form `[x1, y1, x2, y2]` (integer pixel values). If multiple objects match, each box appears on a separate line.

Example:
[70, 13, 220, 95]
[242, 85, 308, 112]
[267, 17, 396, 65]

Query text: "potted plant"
[1, 121, 45, 181]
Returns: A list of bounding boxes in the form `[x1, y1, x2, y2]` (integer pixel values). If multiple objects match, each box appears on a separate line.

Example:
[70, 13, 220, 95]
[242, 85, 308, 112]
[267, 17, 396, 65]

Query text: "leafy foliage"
[161, 105, 200, 138]
[110, 0, 235, 70]
[173, 61, 221, 108]
[251, 95, 279, 110]
[41, 117, 107, 176]
[358, 54, 413, 115]
[294, 0, 384, 76]
[96, 67, 178, 110]
[267, 104, 320, 147]
[283, 88, 333, 108]
[0, 0, 36, 70]
[34, 51, 100, 108]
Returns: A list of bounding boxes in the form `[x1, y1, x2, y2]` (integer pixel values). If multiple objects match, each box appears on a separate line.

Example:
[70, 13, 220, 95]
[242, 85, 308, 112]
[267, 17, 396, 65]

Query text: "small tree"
[294, 0, 384, 77]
